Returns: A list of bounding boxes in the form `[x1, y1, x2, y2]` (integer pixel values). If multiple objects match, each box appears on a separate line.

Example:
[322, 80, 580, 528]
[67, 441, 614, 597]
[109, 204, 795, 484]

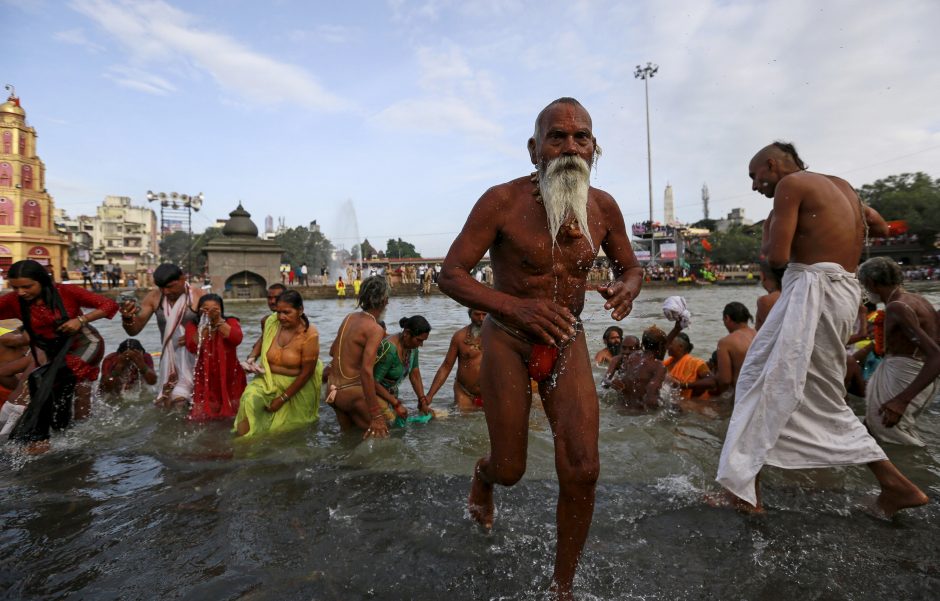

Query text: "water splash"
[330, 198, 362, 278]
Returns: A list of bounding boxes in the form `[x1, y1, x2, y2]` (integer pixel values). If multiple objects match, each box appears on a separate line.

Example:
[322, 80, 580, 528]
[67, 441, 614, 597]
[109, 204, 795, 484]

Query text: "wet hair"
[675, 332, 693, 353]
[268, 283, 286, 293]
[759, 260, 783, 289]
[399, 315, 431, 337]
[641, 325, 667, 357]
[276, 289, 309, 331]
[153, 263, 183, 288]
[858, 256, 903, 288]
[602, 325, 624, 342]
[771, 141, 807, 170]
[723, 301, 752, 324]
[8, 259, 56, 306]
[197, 293, 233, 320]
[117, 338, 145, 354]
[357, 275, 389, 311]
[8, 260, 64, 336]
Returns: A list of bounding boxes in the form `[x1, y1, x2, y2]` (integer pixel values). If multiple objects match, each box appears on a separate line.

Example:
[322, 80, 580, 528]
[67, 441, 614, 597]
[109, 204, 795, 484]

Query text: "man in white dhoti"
[858, 257, 940, 447]
[119, 264, 203, 406]
[716, 142, 927, 517]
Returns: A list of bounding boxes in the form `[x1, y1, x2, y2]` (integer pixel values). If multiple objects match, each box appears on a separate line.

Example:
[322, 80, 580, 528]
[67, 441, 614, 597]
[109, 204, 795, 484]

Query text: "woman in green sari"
[235, 290, 322, 437]
[374, 315, 432, 424]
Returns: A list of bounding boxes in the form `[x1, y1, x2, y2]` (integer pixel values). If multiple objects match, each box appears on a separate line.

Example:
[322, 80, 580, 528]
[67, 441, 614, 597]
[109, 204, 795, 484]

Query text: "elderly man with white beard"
[439, 97, 643, 600]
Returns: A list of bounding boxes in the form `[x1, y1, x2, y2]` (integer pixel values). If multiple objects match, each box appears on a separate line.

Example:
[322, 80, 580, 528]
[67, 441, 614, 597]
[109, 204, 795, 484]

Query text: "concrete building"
[55, 209, 95, 265]
[715, 207, 753, 232]
[0, 88, 69, 275]
[90, 195, 159, 279]
[204, 203, 284, 299]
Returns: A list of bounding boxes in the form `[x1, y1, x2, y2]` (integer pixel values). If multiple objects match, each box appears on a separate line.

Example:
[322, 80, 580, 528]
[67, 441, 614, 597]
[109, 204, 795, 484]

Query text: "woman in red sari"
[184, 294, 246, 421]
[0, 260, 118, 442]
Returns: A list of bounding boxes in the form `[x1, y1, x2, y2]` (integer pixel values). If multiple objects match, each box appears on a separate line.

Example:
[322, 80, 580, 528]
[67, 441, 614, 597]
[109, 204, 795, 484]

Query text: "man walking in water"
[439, 97, 643, 599]
[716, 142, 927, 516]
[425, 308, 487, 411]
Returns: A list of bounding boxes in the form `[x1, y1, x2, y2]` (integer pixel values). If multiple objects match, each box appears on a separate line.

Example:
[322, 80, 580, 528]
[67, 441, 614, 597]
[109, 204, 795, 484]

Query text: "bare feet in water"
[876, 484, 929, 518]
[704, 490, 764, 514]
[468, 462, 494, 530]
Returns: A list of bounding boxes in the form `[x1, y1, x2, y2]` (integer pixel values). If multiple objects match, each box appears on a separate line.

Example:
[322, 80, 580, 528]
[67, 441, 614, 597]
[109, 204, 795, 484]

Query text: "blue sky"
[3, 0, 939, 256]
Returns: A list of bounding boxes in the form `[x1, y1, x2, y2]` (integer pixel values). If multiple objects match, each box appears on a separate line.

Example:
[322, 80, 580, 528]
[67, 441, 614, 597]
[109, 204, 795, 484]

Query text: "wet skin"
[739, 146, 928, 516]
[438, 102, 643, 597]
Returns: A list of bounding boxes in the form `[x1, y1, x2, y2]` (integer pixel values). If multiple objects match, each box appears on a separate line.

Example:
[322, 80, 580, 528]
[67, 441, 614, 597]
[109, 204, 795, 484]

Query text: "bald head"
[533, 97, 589, 140]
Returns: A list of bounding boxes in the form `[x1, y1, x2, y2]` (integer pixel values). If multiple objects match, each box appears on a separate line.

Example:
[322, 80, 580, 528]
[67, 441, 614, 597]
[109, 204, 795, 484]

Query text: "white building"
[90, 195, 159, 276]
[715, 207, 754, 232]
[664, 183, 676, 225]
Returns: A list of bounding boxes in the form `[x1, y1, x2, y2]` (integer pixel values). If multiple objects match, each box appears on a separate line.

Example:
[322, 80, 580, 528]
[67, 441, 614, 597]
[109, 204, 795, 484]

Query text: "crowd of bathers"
[0, 255, 937, 449]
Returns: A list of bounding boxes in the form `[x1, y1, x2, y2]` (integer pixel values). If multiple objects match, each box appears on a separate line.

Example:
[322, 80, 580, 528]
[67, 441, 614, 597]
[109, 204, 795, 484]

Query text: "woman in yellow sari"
[234, 290, 322, 437]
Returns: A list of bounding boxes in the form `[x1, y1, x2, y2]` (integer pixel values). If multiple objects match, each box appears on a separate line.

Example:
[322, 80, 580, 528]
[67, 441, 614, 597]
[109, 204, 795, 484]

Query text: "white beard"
[468, 323, 482, 338]
[539, 155, 594, 250]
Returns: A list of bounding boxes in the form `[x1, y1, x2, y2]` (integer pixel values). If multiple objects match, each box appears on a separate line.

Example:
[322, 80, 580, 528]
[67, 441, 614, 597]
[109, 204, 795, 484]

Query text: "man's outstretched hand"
[594, 281, 638, 320]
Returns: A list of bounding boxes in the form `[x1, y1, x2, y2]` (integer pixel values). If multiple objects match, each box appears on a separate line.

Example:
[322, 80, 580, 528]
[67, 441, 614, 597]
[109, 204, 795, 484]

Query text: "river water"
[2, 283, 940, 600]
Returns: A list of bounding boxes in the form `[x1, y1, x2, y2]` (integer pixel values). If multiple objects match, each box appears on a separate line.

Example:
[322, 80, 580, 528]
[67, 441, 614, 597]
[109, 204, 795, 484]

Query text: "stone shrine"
[204, 203, 283, 299]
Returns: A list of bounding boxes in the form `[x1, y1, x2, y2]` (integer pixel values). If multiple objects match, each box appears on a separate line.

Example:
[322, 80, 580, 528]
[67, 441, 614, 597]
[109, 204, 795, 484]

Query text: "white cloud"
[70, 0, 344, 111]
[104, 66, 176, 96]
[288, 24, 361, 44]
[372, 97, 501, 137]
[372, 42, 503, 139]
[53, 28, 106, 52]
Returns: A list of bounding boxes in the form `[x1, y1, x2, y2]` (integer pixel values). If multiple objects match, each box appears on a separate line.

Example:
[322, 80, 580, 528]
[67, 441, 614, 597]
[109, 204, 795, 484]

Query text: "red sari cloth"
[0, 284, 118, 381]
[184, 317, 247, 420]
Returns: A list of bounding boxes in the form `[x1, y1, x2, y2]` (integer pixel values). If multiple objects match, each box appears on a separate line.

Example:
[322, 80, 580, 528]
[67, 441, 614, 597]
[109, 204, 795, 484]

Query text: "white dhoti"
[157, 293, 196, 402]
[865, 356, 937, 447]
[716, 262, 887, 506]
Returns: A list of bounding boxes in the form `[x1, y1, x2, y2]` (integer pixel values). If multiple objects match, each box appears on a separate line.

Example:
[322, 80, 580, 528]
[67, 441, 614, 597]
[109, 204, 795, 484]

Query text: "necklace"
[276, 325, 299, 347]
[886, 286, 903, 303]
[529, 171, 583, 238]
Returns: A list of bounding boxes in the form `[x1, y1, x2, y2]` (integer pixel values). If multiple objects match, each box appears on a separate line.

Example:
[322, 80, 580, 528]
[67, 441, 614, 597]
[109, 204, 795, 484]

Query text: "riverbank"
[78, 277, 760, 302]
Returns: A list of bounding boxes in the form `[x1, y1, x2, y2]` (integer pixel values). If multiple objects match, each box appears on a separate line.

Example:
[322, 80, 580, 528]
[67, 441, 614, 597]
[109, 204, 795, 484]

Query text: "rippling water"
[2, 283, 940, 600]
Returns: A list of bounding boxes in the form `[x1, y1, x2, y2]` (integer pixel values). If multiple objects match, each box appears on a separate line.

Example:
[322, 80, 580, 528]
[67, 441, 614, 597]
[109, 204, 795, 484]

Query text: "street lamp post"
[634, 61, 659, 265]
[146, 190, 204, 276]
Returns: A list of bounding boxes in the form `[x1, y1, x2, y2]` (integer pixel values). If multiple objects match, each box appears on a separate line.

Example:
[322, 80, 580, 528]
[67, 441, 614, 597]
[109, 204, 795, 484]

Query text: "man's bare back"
[717, 328, 756, 389]
[762, 172, 865, 271]
[610, 350, 665, 409]
[885, 292, 938, 357]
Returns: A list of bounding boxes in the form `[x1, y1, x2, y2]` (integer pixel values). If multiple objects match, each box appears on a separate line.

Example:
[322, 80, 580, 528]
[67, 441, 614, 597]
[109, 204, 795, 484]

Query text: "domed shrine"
[204, 202, 283, 298]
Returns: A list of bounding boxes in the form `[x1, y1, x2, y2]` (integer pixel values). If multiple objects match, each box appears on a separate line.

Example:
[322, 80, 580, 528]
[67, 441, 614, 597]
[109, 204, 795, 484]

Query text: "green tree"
[708, 226, 762, 264]
[360, 238, 378, 260]
[386, 237, 421, 259]
[275, 226, 335, 270]
[160, 227, 223, 275]
[857, 172, 940, 245]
